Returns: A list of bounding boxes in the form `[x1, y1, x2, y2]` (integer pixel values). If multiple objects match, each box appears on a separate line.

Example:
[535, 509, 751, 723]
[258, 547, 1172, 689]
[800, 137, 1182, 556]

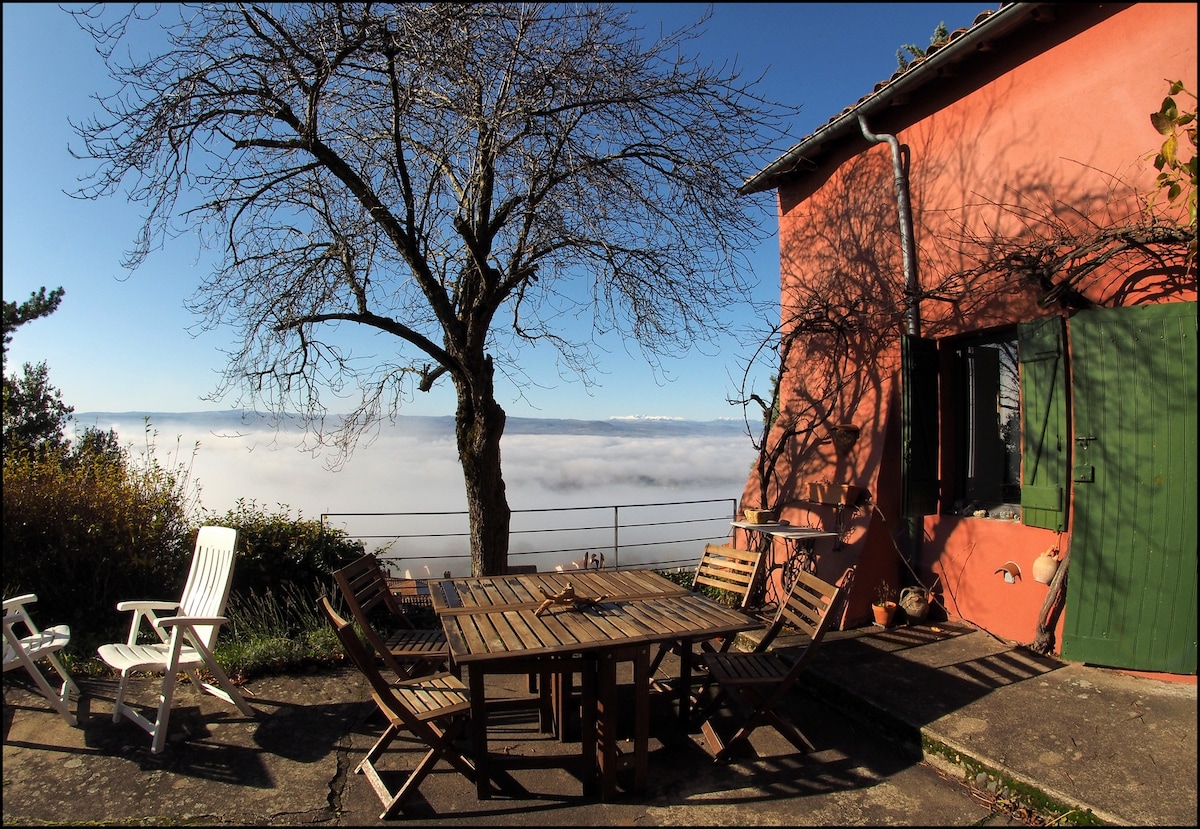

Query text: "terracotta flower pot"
[872, 601, 898, 627]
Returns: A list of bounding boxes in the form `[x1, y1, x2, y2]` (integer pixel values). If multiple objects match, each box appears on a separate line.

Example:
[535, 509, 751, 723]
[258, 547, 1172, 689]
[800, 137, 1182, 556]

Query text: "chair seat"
[4, 624, 71, 667]
[383, 628, 449, 658]
[98, 642, 203, 673]
[394, 672, 472, 719]
[701, 651, 792, 685]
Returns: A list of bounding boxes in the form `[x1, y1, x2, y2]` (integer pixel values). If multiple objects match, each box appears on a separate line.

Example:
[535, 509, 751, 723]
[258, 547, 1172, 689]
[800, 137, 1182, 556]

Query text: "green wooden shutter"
[901, 334, 940, 516]
[1018, 316, 1069, 531]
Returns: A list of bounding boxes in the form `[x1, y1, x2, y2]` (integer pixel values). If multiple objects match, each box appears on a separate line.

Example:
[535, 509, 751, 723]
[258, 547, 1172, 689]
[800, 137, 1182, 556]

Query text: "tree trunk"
[454, 359, 511, 577]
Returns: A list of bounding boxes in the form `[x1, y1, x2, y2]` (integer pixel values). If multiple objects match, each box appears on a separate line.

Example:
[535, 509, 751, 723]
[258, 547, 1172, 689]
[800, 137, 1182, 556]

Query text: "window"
[950, 330, 1021, 511]
[900, 317, 1068, 530]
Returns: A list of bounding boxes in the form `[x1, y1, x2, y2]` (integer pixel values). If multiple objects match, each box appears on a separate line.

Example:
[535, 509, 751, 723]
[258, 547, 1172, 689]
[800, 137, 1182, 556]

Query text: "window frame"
[899, 317, 1069, 530]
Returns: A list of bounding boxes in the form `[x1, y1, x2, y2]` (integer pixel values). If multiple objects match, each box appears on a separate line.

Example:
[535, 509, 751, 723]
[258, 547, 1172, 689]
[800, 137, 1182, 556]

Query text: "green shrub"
[2, 428, 197, 656]
[201, 498, 365, 612]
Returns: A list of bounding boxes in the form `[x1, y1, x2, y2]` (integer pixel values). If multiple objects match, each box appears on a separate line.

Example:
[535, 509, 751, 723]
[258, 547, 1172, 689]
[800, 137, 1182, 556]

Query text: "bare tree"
[68, 3, 794, 575]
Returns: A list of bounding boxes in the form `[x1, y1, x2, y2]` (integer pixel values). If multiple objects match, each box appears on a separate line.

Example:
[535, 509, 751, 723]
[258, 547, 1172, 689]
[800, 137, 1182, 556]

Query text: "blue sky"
[3, 2, 985, 423]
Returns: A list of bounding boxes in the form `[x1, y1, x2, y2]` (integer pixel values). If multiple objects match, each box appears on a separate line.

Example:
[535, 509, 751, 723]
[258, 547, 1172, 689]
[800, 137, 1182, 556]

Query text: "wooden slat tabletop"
[440, 592, 761, 665]
[429, 569, 690, 615]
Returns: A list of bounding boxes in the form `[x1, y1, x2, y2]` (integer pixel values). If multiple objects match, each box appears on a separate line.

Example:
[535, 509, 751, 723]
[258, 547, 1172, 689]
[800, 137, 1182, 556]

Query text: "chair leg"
[150, 669, 180, 754]
[359, 722, 401, 769]
[194, 645, 255, 717]
[764, 709, 816, 753]
[356, 725, 404, 817]
[112, 672, 132, 724]
[14, 654, 78, 726]
[45, 651, 81, 700]
[690, 679, 723, 729]
[700, 691, 814, 762]
[360, 715, 475, 820]
[701, 695, 765, 763]
[700, 717, 731, 761]
[647, 640, 672, 676]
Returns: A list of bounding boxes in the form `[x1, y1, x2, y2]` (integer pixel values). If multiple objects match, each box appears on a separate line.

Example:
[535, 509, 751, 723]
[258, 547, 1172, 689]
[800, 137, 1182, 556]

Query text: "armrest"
[3, 593, 38, 611]
[115, 601, 181, 647]
[156, 615, 230, 627]
[115, 600, 180, 612]
[156, 616, 230, 656]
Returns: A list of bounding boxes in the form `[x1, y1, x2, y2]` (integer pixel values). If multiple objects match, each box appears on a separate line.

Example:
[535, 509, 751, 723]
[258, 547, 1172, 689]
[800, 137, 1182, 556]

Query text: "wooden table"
[430, 569, 763, 801]
[732, 521, 839, 605]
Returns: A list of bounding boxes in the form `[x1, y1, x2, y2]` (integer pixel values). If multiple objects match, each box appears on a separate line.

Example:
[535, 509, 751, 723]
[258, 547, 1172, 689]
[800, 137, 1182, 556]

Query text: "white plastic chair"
[97, 526, 254, 753]
[3, 593, 81, 726]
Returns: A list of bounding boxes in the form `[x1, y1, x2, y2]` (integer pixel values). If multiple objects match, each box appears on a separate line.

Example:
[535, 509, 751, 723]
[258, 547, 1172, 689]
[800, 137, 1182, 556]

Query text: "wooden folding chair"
[319, 597, 519, 818]
[693, 566, 855, 763]
[333, 554, 451, 679]
[648, 544, 765, 691]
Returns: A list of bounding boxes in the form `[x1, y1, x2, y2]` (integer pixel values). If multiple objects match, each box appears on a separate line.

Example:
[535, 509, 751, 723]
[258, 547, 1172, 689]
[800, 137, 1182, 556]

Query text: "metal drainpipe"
[858, 114, 923, 570]
[858, 115, 920, 337]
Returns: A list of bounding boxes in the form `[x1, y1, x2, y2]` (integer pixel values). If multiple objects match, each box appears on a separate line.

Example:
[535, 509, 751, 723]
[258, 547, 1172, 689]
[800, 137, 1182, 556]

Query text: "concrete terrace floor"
[4, 620, 1196, 826]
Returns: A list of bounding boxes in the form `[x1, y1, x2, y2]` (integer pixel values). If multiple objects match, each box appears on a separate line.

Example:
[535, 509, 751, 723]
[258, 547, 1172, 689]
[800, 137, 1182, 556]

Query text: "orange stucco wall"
[749, 4, 1197, 646]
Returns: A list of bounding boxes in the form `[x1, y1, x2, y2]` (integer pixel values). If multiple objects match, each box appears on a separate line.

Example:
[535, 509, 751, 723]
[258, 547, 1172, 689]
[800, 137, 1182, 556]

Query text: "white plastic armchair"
[3, 593, 81, 726]
[97, 526, 254, 753]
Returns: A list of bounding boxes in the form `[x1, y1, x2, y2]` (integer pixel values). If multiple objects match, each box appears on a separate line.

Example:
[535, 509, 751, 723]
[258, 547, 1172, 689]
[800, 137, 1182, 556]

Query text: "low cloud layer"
[78, 412, 753, 576]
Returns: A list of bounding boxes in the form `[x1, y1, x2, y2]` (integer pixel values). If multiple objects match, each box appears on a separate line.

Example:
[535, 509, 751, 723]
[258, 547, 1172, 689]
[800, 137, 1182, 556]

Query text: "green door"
[1063, 302, 1197, 673]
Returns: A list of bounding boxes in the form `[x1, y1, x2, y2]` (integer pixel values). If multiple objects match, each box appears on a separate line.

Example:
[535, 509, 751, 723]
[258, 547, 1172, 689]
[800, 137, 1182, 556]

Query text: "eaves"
[738, 2, 1126, 196]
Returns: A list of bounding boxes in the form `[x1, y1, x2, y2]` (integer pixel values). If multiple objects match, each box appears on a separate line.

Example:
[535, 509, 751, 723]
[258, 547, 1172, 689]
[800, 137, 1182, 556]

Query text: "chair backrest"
[177, 526, 240, 650]
[318, 596, 426, 729]
[758, 565, 855, 659]
[692, 544, 764, 608]
[333, 554, 419, 678]
[333, 553, 411, 626]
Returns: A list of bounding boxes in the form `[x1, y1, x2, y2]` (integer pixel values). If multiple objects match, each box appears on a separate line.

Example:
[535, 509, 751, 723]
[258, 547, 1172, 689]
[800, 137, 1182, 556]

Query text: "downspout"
[858, 114, 920, 336]
[858, 114, 923, 570]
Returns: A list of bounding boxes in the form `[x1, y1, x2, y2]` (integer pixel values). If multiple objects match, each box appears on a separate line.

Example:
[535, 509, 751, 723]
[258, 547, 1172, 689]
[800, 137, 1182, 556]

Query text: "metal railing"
[321, 497, 740, 578]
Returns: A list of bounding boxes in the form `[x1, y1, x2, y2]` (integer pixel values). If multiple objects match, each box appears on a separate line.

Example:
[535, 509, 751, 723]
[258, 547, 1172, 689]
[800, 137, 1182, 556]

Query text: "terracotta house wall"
[747, 4, 1197, 643]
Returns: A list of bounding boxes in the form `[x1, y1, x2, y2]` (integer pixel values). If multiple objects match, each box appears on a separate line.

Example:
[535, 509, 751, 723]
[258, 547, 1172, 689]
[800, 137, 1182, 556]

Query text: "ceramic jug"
[1032, 548, 1061, 584]
[899, 586, 929, 620]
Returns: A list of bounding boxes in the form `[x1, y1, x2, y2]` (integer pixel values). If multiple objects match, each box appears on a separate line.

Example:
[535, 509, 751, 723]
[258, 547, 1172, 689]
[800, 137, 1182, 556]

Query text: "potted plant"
[872, 579, 898, 627]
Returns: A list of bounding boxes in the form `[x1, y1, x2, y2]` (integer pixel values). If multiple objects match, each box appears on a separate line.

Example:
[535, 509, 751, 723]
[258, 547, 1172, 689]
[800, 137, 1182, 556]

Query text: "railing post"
[612, 505, 620, 571]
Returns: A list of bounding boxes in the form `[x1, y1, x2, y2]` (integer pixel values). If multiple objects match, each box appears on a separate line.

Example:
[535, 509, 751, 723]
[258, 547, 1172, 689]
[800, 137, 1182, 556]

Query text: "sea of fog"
[75, 411, 756, 577]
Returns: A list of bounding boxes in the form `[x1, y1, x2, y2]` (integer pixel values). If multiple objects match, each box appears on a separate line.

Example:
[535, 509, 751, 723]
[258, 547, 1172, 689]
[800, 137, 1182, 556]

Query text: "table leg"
[631, 643, 649, 795]
[537, 663, 555, 734]
[580, 654, 599, 797]
[552, 655, 580, 741]
[595, 650, 619, 800]
[753, 532, 782, 602]
[779, 539, 818, 598]
[676, 639, 695, 727]
[468, 667, 492, 800]
[594, 645, 650, 800]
